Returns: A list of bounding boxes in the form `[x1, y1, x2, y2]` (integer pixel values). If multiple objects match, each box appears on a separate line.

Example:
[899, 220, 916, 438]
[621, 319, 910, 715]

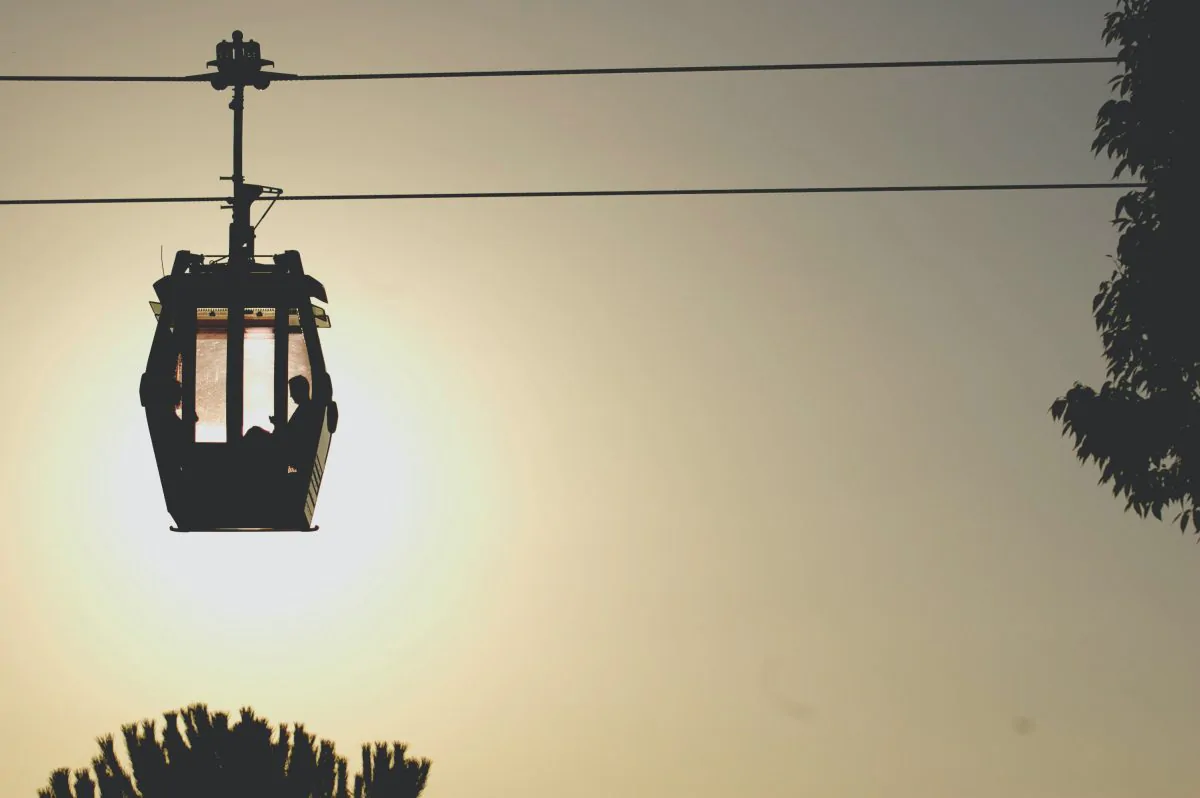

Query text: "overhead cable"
[0, 56, 1116, 83]
[0, 182, 1146, 206]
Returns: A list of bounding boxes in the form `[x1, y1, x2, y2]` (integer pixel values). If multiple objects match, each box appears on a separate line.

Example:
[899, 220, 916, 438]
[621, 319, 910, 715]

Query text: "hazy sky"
[2, 2, 1197, 797]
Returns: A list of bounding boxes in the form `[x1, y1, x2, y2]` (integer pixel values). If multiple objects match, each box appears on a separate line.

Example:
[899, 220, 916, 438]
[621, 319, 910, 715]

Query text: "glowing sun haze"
[2, 2, 1199, 797]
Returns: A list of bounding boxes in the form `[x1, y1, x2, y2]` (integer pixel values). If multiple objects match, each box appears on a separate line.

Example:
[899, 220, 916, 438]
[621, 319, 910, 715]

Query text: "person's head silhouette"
[289, 375, 311, 406]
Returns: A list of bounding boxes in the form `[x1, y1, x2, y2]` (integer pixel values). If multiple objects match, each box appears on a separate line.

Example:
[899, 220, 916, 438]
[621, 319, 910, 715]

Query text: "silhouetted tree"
[1050, 0, 1200, 532]
[37, 704, 430, 798]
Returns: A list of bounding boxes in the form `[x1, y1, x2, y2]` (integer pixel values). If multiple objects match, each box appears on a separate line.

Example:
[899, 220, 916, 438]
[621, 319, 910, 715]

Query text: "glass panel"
[195, 327, 228, 442]
[174, 354, 183, 420]
[243, 326, 274, 433]
[288, 330, 312, 420]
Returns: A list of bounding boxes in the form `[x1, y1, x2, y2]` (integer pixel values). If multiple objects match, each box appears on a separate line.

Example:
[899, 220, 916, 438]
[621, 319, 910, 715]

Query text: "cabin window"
[243, 325, 275, 433]
[288, 328, 312, 419]
[174, 354, 183, 419]
[241, 320, 313, 432]
[195, 325, 228, 443]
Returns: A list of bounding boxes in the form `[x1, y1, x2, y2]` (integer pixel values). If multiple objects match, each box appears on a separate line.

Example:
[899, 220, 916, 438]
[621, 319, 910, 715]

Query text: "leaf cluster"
[37, 704, 431, 798]
[1052, 0, 1200, 532]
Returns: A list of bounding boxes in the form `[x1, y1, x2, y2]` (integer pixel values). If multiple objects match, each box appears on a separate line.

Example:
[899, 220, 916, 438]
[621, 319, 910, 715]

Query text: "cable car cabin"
[140, 250, 338, 532]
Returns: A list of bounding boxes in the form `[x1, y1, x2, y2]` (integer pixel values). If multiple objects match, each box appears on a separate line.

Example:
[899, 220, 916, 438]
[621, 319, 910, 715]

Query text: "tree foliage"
[1051, 0, 1200, 532]
[37, 704, 431, 798]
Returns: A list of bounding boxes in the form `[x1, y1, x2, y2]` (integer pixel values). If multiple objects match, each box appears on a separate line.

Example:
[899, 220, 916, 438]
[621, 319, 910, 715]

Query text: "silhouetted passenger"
[283, 375, 322, 472]
[241, 375, 321, 472]
[243, 423, 272, 448]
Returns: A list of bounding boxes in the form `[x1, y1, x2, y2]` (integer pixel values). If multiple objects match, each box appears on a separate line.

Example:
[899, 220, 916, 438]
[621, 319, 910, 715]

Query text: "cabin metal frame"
[141, 251, 337, 531]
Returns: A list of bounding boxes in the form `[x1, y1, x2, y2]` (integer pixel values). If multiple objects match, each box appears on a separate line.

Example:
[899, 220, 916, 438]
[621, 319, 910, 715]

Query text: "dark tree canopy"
[37, 704, 430, 798]
[1051, 0, 1200, 532]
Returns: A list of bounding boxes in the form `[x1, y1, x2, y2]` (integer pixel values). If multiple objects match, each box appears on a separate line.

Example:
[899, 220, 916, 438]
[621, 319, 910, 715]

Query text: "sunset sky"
[2, 1, 1198, 797]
